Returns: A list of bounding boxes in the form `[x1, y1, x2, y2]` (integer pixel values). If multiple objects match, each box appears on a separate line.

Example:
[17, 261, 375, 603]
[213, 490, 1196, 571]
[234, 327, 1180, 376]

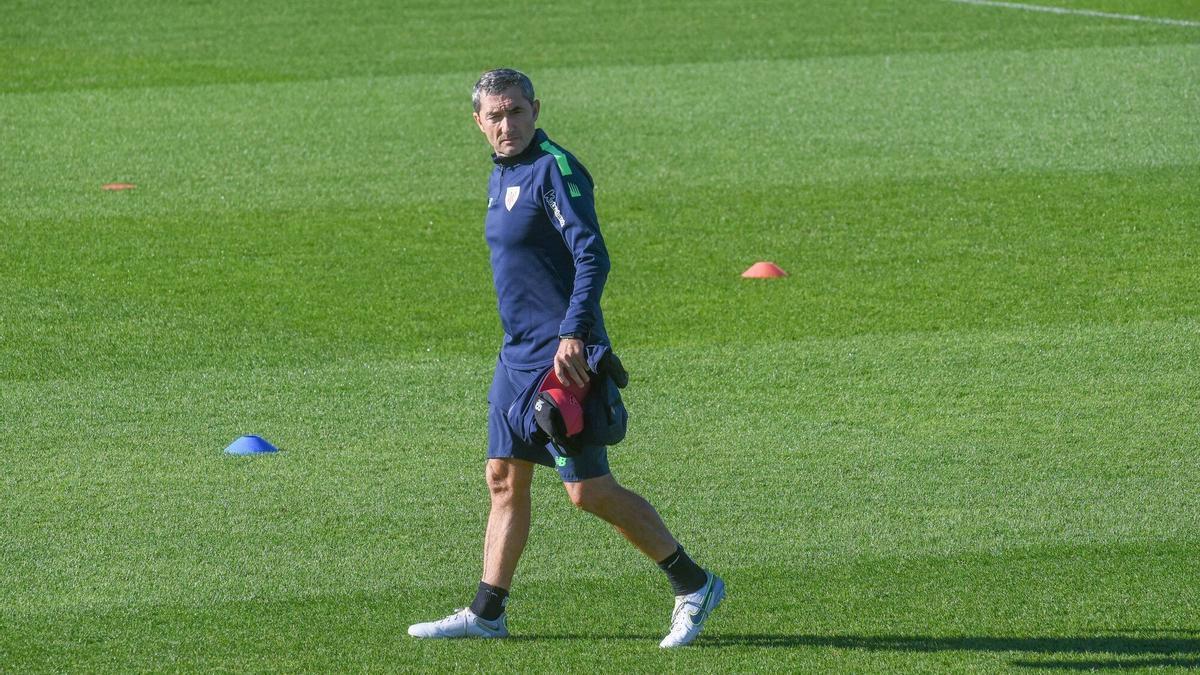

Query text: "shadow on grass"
[706, 633, 1200, 670]
[1010, 657, 1200, 670]
[516, 632, 1200, 669]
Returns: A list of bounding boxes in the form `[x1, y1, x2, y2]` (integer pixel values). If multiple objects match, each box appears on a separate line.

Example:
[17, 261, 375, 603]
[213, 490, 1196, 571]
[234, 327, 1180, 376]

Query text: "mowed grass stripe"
[1046, 0, 1200, 20]
[4, 43, 1197, 224]
[3, 0, 1197, 95]
[4, 319, 1195, 619]
[3, 543, 1196, 671]
[3, 163, 1196, 380]
[946, 0, 1200, 26]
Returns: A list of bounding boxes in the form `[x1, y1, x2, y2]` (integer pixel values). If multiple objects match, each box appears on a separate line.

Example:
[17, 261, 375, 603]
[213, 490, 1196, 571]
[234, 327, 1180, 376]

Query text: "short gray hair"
[472, 68, 535, 112]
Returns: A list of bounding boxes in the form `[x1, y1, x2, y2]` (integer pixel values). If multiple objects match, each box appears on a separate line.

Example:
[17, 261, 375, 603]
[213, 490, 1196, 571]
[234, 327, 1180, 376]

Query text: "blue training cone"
[224, 435, 279, 455]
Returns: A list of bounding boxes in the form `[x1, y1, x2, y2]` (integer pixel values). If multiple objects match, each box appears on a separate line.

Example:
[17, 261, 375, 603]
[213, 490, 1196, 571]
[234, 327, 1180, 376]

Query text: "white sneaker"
[659, 572, 726, 648]
[407, 608, 509, 639]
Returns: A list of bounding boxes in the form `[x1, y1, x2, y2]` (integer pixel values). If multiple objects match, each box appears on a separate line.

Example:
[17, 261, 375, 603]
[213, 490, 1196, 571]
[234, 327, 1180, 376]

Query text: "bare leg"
[563, 474, 677, 562]
[482, 458, 535, 589]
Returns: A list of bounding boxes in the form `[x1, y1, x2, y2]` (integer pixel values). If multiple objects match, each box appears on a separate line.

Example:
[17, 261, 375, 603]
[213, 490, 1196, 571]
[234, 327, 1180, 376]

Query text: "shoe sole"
[408, 629, 509, 639]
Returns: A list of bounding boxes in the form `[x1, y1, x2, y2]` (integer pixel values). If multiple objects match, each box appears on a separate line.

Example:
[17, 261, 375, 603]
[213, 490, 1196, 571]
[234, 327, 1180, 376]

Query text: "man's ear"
[532, 99, 540, 122]
[473, 112, 484, 133]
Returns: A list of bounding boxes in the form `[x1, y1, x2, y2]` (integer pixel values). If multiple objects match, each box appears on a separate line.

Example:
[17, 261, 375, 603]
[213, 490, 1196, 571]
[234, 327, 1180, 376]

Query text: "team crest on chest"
[505, 186, 521, 211]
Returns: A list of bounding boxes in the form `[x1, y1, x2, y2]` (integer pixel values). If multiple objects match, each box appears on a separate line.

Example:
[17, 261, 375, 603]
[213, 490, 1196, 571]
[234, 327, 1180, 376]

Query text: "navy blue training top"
[485, 128, 611, 369]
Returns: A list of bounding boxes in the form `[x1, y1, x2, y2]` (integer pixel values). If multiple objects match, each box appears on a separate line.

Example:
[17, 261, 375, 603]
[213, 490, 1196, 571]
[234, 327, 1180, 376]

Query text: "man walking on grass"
[407, 68, 724, 648]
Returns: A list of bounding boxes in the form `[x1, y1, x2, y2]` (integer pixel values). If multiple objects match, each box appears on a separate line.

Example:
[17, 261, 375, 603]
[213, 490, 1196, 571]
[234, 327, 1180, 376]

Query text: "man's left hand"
[554, 338, 590, 389]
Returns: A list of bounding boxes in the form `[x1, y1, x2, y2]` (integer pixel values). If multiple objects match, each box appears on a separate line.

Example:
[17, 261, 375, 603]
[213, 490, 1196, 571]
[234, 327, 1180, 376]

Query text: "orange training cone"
[742, 261, 787, 278]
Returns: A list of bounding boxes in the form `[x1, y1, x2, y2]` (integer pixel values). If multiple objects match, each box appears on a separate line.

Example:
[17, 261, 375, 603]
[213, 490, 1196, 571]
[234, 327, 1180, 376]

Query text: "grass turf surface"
[2, 0, 1199, 671]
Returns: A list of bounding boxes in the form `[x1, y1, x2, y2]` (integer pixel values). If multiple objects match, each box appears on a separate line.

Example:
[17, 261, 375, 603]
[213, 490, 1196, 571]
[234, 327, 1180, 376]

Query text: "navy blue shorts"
[487, 359, 610, 483]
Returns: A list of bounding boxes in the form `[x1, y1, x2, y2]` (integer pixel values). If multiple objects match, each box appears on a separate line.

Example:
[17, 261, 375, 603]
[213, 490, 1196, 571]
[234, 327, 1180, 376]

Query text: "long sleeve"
[540, 153, 610, 339]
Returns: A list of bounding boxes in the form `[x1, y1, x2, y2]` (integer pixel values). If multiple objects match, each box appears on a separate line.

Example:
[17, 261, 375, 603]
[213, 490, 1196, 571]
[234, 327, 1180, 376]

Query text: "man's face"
[474, 86, 540, 157]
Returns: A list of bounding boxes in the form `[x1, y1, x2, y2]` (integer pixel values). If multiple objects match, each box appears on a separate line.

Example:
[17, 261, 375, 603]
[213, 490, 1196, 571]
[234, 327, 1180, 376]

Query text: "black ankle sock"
[469, 581, 509, 621]
[657, 545, 707, 596]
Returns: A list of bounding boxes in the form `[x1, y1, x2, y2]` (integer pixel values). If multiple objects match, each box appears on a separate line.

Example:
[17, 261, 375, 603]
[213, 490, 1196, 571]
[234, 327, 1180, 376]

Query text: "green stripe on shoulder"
[539, 140, 573, 177]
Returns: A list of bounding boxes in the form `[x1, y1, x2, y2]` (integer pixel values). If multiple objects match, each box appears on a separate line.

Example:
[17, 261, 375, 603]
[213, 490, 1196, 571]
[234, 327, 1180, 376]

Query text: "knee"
[566, 482, 613, 514]
[486, 464, 514, 500]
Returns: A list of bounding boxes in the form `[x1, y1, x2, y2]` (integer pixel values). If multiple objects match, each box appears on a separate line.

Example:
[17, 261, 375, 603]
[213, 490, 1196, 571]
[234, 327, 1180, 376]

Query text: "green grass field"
[3, 0, 1199, 671]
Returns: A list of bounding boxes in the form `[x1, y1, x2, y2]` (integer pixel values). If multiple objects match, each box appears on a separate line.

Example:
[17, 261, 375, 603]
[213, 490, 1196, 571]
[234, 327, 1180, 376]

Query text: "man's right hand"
[554, 338, 590, 389]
